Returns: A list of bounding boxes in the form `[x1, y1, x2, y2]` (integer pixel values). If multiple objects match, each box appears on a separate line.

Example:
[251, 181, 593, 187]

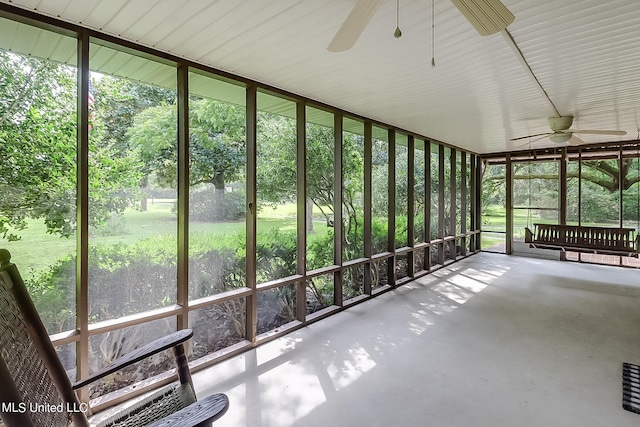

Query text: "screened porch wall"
[481, 144, 640, 266]
[0, 5, 482, 413]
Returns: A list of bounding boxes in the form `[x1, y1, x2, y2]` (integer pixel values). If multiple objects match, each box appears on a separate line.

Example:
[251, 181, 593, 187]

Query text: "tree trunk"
[212, 173, 225, 211]
[306, 198, 314, 233]
[140, 176, 149, 211]
[213, 173, 225, 195]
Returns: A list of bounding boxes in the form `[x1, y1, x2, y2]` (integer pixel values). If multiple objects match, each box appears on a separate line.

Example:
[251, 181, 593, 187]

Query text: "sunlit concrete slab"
[96, 253, 640, 426]
[192, 253, 640, 426]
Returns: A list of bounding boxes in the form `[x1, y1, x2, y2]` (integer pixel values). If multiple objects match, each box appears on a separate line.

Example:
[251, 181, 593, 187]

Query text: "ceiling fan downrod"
[394, 0, 402, 38]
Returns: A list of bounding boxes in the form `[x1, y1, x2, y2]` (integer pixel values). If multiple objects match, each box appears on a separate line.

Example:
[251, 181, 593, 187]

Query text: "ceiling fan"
[327, 0, 515, 52]
[511, 116, 627, 145]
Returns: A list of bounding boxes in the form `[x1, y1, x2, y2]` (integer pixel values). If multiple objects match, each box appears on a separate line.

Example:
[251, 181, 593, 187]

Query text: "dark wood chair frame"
[0, 249, 228, 427]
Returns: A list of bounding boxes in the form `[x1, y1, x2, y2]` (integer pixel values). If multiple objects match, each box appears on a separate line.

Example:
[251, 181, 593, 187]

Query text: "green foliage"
[481, 163, 506, 214]
[91, 213, 128, 236]
[129, 98, 246, 191]
[189, 233, 247, 297]
[0, 52, 148, 241]
[371, 217, 389, 254]
[256, 113, 297, 204]
[579, 181, 619, 224]
[255, 118, 348, 224]
[256, 228, 297, 283]
[189, 187, 245, 222]
[92, 76, 175, 152]
[371, 139, 389, 218]
[486, 158, 640, 226]
[305, 123, 336, 217]
[87, 141, 145, 226]
[306, 215, 392, 269]
[307, 229, 334, 270]
[394, 215, 409, 247]
[29, 227, 307, 333]
[0, 52, 77, 240]
[25, 212, 398, 334]
[25, 256, 76, 333]
[126, 104, 178, 185]
[623, 186, 640, 223]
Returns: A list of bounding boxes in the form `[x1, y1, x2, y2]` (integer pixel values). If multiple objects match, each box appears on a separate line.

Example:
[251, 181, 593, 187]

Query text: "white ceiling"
[2, 0, 640, 154]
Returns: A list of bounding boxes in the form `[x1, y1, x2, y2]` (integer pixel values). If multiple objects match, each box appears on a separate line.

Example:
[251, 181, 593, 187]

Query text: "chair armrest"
[72, 329, 193, 389]
[524, 227, 534, 243]
[145, 393, 229, 427]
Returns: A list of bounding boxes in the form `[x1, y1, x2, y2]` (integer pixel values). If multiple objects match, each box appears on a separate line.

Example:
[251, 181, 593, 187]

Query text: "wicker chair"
[0, 249, 228, 427]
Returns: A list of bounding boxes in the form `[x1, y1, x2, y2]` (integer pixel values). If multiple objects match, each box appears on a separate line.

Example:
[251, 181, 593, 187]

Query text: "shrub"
[189, 188, 245, 222]
[256, 228, 297, 283]
[25, 256, 76, 333]
[371, 217, 389, 253]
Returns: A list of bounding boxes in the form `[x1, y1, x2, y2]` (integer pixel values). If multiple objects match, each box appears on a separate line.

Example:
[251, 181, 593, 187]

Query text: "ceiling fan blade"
[517, 134, 549, 147]
[449, 0, 515, 36]
[510, 132, 552, 141]
[567, 135, 586, 146]
[327, 0, 385, 52]
[569, 129, 627, 136]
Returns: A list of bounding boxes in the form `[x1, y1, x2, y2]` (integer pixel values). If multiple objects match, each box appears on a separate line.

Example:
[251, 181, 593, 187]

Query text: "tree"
[484, 158, 640, 224]
[581, 159, 640, 193]
[256, 113, 297, 205]
[128, 98, 245, 193]
[91, 76, 176, 211]
[371, 139, 390, 218]
[256, 117, 365, 227]
[486, 159, 640, 194]
[256, 113, 317, 231]
[190, 100, 246, 192]
[92, 76, 176, 152]
[0, 51, 162, 241]
[0, 52, 143, 241]
[256, 116, 367, 259]
[0, 52, 77, 240]
[127, 97, 246, 222]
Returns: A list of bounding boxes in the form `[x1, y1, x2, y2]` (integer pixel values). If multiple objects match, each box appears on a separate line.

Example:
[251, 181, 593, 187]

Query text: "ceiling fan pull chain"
[431, 0, 436, 67]
[394, 0, 402, 38]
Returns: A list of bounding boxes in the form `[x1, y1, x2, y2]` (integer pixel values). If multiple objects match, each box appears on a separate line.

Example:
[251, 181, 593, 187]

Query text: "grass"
[3, 201, 332, 278]
[479, 204, 624, 250]
[14, 201, 566, 275]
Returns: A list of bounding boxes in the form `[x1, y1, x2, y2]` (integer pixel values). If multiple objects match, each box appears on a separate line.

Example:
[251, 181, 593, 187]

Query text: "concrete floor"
[99, 253, 640, 426]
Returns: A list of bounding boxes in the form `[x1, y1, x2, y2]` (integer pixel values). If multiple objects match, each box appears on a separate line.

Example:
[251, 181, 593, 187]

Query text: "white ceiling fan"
[511, 116, 627, 145]
[327, 0, 515, 52]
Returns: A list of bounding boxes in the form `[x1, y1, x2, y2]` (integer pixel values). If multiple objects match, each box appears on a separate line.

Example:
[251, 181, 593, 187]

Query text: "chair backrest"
[0, 249, 88, 427]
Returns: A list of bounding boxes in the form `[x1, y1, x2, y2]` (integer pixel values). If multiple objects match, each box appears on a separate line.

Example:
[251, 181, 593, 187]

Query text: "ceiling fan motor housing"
[549, 133, 572, 144]
[548, 116, 574, 131]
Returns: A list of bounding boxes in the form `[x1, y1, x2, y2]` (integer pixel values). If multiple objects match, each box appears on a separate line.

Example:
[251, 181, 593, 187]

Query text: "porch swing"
[524, 142, 640, 257]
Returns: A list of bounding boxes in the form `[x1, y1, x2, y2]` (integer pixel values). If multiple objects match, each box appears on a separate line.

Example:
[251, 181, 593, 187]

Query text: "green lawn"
[482, 204, 541, 250]
[3, 201, 331, 277]
[479, 204, 623, 250]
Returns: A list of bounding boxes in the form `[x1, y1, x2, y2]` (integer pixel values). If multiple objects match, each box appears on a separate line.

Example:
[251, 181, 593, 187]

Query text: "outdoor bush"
[371, 217, 388, 253]
[189, 232, 247, 297]
[307, 229, 334, 270]
[188, 188, 245, 222]
[256, 228, 297, 283]
[414, 213, 425, 240]
[88, 239, 177, 323]
[394, 215, 409, 247]
[25, 255, 76, 333]
[90, 213, 128, 237]
[26, 213, 398, 357]
[29, 227, 305, 332]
